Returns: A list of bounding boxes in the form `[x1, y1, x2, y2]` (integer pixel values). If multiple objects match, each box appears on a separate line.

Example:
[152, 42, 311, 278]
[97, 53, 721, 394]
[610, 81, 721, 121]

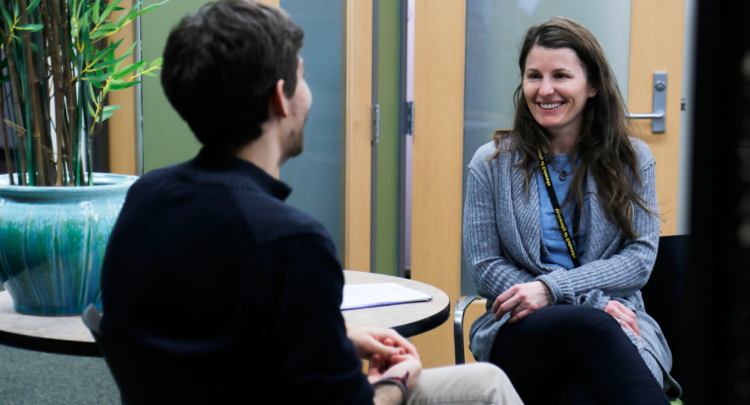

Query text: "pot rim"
[0, 173, 138, 200]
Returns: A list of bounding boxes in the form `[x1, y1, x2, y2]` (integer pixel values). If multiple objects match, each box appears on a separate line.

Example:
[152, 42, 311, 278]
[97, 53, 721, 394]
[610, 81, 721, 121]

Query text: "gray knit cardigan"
[463, 137, 682, 398]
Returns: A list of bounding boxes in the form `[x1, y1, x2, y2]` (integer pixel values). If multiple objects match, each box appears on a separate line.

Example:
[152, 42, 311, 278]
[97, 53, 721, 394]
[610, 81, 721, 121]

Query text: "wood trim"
[107, 0, 137, 175]
[410, 0, 466, 368]
[628, 0, 685, 236]
[343, 0, 373, 272]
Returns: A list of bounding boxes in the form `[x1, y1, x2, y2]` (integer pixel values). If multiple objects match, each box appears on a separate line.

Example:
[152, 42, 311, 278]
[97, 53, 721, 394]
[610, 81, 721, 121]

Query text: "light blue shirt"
[535, 154, 589, 269]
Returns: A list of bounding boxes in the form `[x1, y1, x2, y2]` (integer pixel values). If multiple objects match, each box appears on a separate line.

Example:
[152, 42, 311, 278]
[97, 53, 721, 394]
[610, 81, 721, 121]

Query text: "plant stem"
[19, 0, 47, 186]
[0, 81, 15, 185]
[37, 5, 55, 184]
[59, 0, 76, 185]
[42, 0, 65, 186]
[2, 7, 28, 185]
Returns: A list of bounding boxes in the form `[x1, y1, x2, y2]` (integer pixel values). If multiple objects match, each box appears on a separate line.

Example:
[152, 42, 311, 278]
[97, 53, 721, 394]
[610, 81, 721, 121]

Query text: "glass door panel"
[280, 0, 345, 262]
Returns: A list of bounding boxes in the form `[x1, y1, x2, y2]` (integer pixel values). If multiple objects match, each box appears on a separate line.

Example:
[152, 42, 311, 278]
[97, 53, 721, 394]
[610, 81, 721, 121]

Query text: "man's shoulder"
[126, 162, 189, 194]
[125, 161, 331, 246]
[230, 189, 330, 246]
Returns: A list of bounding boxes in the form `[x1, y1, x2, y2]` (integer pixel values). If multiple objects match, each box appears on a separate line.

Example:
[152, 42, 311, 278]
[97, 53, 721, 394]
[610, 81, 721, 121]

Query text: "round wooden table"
[0, 272, 449, 356]
[342, 270, 450, 338]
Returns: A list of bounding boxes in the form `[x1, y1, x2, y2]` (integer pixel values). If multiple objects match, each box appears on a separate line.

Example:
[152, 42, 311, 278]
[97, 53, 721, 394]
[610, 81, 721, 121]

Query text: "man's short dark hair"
[161, 0, 304, 153]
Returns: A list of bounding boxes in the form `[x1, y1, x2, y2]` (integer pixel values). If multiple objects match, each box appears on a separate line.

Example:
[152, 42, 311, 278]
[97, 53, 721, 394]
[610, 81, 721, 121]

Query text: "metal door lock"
[627, 72, 667, 133]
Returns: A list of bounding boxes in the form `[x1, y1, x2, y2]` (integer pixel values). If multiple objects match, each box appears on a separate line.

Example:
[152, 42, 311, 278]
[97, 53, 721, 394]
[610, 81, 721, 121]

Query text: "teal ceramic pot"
[0, 173, 138, 315]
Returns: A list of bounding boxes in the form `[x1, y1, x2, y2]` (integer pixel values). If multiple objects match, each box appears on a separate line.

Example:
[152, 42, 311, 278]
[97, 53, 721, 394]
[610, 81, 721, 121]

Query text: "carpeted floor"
[0, 283, 121, 403]
[0, 344, 120, 404]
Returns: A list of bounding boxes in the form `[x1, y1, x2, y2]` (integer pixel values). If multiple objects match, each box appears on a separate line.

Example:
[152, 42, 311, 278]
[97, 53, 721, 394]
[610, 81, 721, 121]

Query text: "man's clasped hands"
[346, 324, 423, 388]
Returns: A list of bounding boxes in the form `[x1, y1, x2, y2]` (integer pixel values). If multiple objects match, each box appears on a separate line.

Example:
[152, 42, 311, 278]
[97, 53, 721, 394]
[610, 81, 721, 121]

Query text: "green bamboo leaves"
[0, 0, 167, 186]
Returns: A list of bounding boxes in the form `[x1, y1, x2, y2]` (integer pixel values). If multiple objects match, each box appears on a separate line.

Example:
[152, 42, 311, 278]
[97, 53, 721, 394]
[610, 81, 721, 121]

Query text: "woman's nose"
[539, 79, 554, 96]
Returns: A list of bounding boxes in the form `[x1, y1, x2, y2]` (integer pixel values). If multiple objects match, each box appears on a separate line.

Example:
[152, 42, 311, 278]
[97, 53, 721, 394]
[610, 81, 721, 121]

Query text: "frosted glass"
[461, 0, 632, 295]
[279, 0, 344, 262]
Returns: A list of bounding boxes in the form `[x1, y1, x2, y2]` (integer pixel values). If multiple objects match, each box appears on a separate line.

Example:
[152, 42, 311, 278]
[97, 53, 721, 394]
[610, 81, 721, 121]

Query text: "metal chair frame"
[453, 295, 485, 365]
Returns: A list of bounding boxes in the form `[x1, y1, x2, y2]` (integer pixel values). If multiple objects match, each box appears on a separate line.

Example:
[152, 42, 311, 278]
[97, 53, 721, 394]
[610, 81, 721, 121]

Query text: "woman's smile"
[537, 102, 564, 111]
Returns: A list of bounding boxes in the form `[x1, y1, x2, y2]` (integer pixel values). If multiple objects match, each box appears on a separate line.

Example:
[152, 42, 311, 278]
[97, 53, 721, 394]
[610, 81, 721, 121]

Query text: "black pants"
[489, 305, 670, 405]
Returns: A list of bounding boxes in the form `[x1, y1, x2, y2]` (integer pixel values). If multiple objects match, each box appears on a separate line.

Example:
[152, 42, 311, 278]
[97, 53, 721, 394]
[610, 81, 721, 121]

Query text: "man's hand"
[346, 324, 420, 361]
[367, 353, 422, 388]
[492, 281, 553, 323]
[604, 300, 642, 340]
[368, 352, 422, 405]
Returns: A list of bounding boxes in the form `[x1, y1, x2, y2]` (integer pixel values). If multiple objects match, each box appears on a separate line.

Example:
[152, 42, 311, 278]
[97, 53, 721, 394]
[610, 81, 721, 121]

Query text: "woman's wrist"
[535, 279, 555, 304]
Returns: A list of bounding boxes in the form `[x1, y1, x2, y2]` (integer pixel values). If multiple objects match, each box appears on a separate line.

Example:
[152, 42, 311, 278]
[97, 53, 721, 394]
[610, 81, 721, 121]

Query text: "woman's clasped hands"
[491, 283, 644, 341]
[491, 281, 554, 322]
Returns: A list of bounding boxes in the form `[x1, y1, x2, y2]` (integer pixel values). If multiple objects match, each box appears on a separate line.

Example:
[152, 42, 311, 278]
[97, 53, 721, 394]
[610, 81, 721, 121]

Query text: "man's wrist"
[373, 383, 405, 405]
[373, 370, 409, 404]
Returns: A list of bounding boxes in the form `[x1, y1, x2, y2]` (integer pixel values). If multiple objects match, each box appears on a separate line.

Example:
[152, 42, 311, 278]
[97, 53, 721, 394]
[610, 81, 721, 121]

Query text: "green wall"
[141, 0, 209, 173]
[374, 0, 401, 276]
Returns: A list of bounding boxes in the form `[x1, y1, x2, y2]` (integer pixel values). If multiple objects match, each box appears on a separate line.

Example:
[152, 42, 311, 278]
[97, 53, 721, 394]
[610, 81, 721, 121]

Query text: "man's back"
[100, 148, 373, 403]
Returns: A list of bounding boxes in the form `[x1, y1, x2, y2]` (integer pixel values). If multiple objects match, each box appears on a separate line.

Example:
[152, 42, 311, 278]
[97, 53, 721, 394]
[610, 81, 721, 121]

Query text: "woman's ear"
[268, 79, 290, 118]
[588, 84, 599, 98]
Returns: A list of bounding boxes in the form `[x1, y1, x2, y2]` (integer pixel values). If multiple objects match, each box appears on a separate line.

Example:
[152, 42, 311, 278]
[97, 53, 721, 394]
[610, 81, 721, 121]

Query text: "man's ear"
[268, 79, 289, 118]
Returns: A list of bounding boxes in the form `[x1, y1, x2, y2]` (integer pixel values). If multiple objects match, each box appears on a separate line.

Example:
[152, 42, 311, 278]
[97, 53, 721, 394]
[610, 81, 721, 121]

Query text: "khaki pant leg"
[406, 363, 523, 405]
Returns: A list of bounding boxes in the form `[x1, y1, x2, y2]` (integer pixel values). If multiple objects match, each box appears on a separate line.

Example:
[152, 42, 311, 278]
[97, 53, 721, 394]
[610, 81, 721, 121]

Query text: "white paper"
[341, 282, 432, 311]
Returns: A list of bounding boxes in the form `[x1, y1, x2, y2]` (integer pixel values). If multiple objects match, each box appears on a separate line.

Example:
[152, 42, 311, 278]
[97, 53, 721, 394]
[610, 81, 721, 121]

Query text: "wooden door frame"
[410, 0, 466, 368]
[107, 0, 138, 175]
[344, 0, 373, 272]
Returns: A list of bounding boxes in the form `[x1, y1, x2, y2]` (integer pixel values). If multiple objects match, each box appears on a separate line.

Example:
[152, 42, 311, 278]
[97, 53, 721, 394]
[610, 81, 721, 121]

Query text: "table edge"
[392, 301, 450, 338]
[0, 329, 102, 357]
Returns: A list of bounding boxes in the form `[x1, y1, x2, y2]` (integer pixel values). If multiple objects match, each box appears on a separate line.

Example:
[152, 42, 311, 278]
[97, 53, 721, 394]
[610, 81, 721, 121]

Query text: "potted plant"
[0, 0, 167, 315]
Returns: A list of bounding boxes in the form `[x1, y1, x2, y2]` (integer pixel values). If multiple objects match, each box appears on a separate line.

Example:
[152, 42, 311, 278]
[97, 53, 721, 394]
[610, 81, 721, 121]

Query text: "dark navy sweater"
[100, 147, 373, 404]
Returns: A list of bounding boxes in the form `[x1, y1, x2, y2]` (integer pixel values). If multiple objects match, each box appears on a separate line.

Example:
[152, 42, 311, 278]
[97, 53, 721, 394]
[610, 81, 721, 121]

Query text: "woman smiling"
[463, 16, 681, 404]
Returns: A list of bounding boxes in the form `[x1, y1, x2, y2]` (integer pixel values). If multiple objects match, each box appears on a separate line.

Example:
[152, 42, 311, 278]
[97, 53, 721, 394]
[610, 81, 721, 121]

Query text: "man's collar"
[189, 147, 292, 201]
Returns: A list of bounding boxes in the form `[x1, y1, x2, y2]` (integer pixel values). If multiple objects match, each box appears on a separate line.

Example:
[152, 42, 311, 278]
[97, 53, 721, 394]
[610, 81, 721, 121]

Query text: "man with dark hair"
[100, 1, 521, 404]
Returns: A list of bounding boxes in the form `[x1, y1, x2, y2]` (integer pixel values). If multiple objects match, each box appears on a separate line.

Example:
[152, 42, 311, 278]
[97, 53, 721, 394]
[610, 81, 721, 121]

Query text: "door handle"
[626, 72, 667, 133]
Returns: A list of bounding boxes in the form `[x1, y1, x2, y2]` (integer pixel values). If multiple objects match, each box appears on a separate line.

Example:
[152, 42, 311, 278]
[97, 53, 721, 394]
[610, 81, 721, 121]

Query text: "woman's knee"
[550, 306, 623, 340]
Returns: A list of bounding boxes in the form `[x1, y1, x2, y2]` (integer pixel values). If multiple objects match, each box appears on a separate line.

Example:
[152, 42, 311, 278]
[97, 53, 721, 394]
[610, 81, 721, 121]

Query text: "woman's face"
[522, 45, 598, 139]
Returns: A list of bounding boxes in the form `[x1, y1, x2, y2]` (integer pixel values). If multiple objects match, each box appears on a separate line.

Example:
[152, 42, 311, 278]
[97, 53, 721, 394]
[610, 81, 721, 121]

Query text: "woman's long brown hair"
[489, 16, 656, 239]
